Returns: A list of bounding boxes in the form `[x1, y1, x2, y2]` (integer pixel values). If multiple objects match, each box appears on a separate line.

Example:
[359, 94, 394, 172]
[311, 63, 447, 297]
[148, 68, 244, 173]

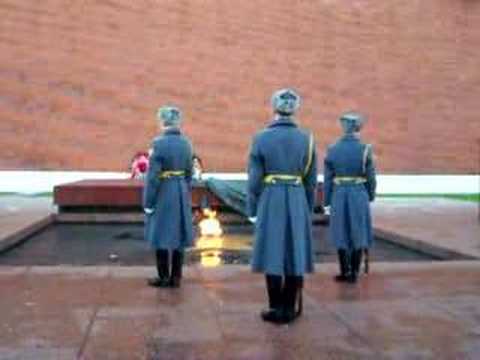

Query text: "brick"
[0, 0, 479, 173]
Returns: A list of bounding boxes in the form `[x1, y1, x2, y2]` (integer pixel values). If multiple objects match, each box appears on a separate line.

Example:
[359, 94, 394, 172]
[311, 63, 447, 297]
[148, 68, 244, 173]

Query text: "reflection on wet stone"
[0, 224, 436, 266]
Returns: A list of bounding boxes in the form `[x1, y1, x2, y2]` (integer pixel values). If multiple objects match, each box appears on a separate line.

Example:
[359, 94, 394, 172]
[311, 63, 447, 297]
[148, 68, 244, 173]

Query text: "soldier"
[143, 105, 194, 288]
[248, 88, 317, 324]
[323, 111, 377, 284]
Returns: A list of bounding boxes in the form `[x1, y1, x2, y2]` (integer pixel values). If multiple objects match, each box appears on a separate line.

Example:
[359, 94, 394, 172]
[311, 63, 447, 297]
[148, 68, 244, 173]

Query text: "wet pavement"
[0, 224, 435, 266]
[1, 196, 480, 359]
[1, 262, 480, 359]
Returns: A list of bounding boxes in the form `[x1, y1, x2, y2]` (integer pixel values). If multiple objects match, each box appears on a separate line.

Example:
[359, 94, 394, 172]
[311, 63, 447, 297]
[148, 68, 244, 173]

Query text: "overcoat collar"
[267, 116, 297, 129]
[164, 127, 181, 136]
[341, 133, 360, 141]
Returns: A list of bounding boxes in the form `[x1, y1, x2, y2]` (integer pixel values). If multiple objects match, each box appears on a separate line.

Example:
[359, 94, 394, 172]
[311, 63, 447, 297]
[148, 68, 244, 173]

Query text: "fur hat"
[339, 111, 366, 134]
[157, 105, 182, 127]
[271, 88, 301, 115]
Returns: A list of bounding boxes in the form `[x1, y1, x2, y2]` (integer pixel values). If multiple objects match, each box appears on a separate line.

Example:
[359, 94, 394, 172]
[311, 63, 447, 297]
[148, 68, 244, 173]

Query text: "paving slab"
[0, 263, 480, 359]
[373, 198, 480, 259]
[0, 196, 54, 253]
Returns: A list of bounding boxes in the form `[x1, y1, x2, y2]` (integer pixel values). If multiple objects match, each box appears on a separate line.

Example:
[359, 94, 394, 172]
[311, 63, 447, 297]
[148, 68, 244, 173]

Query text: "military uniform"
[143, 106, 194, 288]
[323, 112, 376, 283]
[248, 89, 317, 324]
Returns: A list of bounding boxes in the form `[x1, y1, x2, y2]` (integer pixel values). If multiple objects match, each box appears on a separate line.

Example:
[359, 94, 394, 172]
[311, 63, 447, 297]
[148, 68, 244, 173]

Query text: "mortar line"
[76, 306, 100, 360]
[76, 267, 110, 359]
[320, 301, 386, 359]
[425, 297, 476, 360]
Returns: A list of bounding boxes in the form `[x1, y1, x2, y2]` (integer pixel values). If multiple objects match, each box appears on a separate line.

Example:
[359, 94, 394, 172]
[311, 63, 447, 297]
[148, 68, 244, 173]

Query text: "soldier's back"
[256, 124, 310, 175]
[153, 133, 192, 170]
[328, 136, 366, 177]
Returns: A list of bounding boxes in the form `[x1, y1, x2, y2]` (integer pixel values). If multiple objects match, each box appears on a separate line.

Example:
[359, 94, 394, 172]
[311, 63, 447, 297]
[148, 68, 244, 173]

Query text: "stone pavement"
[373, 198, 480, 259]
[0, 262, 480, 360]
[0, 196, 54, 253]
[1, 195, 480, 359]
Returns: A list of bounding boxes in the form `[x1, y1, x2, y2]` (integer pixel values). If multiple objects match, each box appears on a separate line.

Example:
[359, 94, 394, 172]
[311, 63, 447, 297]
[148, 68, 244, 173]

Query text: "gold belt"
[263, 174, 302, 185]
[333, 176, 366, 185]
[158, 170, 185, 179]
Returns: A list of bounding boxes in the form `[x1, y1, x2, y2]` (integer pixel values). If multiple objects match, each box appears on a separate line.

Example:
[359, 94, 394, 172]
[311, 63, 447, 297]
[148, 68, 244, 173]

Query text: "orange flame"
[196, 208, 224, 267]
[198, 208, 223, 237]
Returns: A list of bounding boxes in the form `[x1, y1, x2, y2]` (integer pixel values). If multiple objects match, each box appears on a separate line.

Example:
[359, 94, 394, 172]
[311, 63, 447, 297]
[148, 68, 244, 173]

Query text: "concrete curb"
[374, 227, 479, 261]
[0, 214, 55, 254]
[54, 212, 253, 225]
[1, 171, 479, 194]
[55, 212, 144, 223]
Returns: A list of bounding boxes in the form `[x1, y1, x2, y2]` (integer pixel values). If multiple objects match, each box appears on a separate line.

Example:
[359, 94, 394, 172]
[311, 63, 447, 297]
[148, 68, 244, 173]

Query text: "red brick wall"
[1, 0, 479, 174]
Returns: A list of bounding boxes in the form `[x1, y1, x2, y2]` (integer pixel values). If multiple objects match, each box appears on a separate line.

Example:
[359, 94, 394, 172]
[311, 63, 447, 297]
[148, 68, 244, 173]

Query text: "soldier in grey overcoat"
[323, 111, 377, 283]
[248, 88, 317, 324]
[143, 105, 194, 288]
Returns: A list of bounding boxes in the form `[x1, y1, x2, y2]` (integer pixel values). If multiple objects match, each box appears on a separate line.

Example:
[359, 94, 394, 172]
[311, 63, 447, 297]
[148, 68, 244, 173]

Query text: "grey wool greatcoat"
[247, 117, 318, 276]
[143, 128, 194, 250]
[323, 134, 377, 252]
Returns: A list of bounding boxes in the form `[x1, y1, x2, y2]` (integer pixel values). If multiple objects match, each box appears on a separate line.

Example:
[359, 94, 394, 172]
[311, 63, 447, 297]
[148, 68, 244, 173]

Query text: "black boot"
[148, 249, 170, 287]
[281, 276, 303, 324]
[334, 249, 350, 282]
[261, 275, 283, 323]
[169, 250, 184, 288]
[347, 249, 363, 284]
